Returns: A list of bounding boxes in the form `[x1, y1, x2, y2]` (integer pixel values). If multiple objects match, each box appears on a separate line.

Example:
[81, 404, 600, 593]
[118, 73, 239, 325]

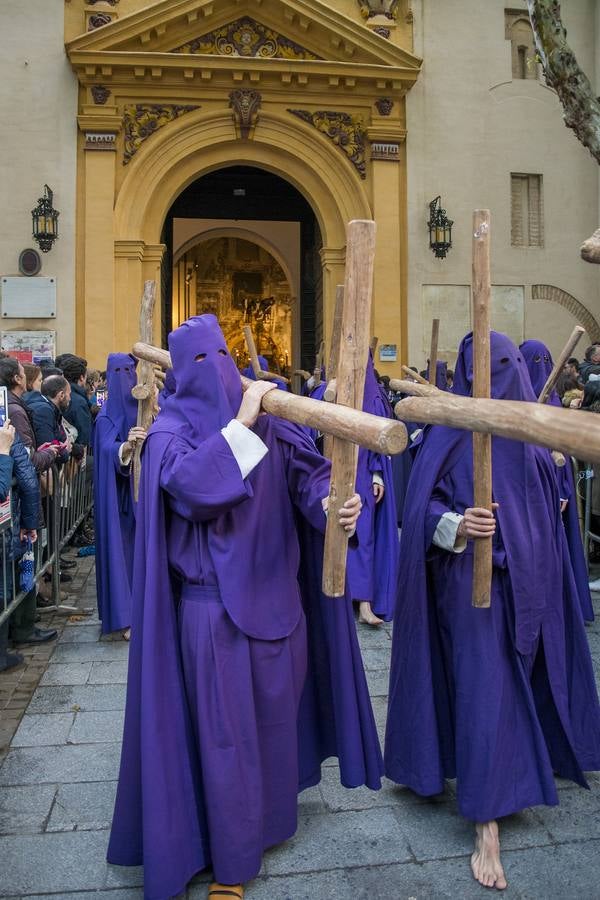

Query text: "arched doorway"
[161, 165, 322, 376]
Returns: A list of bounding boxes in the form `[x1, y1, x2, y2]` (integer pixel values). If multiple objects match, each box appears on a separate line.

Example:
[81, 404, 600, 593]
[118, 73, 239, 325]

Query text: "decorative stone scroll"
[288, 110, 366, 179]
[371, 142, 400, 161]
[122, 104, 199, 164]
[87, 0, 119, 4]
[172, 16, 321, 61]
[88, 13, 112, 29]
[91, 85, 111, 105]
[373, 26, 391, 38]
[229, 89, 262, 139]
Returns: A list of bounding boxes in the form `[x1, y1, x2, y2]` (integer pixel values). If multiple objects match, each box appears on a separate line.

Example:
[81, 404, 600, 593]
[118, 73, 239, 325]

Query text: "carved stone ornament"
[88, 13, 112, 29]
[371, 141, 400, 161]
[288, 110, 366, 179]
[85, 132, 117, 151]
[87, 0, 119, 5]
[122, 104, 200, 164]
[373, 26, 391, 38]
[172, 16, 321, 60]
[91, 85, 111, 105]
[358, 0, 399, 20]
[229, 89, 262, 139]
[375, 97, 394, 116]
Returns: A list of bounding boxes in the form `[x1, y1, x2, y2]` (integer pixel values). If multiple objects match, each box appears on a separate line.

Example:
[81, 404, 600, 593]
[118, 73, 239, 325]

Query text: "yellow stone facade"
[65, 0, 421, 371]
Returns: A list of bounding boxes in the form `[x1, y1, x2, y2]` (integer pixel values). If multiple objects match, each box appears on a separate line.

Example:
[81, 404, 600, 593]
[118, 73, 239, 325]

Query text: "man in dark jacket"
[577, 344, 600, 383]
[56, 355, 92, 453]
[25, 376, 71, 464]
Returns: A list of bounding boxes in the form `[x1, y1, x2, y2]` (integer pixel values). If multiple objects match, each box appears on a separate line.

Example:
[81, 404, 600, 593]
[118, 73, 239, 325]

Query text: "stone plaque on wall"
[422, 285, 471, 356]
[490, 285, 524, 346]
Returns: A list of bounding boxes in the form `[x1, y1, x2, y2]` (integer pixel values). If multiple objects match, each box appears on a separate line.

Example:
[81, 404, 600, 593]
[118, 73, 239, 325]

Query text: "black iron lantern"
[31, 185, 59, 253]
[428, 196, 453, 259]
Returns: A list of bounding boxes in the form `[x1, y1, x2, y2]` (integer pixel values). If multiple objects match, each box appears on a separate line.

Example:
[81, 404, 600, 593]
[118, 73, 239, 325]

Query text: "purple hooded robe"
[241, 354, 288, 390]
[385, 331, 600, 823]
[107, 316, 382, 899]
[520, 339, 594, 623]
[93, 353, 138, 634]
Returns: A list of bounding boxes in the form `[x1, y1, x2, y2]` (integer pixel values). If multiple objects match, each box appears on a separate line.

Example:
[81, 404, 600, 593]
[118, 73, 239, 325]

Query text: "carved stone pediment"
[171, 17, 321, 61]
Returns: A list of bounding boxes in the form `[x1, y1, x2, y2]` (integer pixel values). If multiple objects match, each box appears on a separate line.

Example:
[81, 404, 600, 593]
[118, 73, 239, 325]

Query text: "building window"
[505, 10, 537, 80]
[511, 174, 544, 247]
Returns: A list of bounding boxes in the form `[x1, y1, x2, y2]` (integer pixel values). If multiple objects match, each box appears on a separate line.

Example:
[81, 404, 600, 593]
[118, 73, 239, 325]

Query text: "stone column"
[320, 247, 346, 358]
[78, 107, 121, 368]
[367, 117, 408, 374]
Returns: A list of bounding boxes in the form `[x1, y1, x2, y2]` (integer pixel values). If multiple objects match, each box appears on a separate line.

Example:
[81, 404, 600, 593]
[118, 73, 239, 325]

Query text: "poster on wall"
[379, 344, 398, 363]
[0, 331, 56, 365]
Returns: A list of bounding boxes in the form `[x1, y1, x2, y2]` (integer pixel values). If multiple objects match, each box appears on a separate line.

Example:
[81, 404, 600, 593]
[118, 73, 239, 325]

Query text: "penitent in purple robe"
[426, 359, 448, 391]
[385, 332, 600, 823]
[107, 316, 382, 899]
[241, 354, 288, 390]
[520, 339, 594, 623]
[93, 354, 138, 634]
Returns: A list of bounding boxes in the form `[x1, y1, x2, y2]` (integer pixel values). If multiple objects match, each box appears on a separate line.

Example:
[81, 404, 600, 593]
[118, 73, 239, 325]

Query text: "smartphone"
[95, 389, 106, 408]
[0, 386, 8, 427]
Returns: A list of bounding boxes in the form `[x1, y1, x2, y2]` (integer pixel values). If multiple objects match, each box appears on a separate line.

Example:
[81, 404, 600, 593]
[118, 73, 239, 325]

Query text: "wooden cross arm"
[401, 365, 430, 385]
[132, 342, 407, 456]
[394, 392, 600, 464]
[388, 379, 440, 397]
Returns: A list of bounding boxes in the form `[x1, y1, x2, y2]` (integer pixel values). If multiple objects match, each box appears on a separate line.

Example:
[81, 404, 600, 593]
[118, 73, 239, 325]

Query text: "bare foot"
[471, 821, 507, 890]
[122, 628, 131, 642]
[358, 601, 383, 626]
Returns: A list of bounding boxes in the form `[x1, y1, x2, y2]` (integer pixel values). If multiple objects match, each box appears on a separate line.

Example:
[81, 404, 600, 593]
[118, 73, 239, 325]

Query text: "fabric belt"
[180, 583, 223, 604]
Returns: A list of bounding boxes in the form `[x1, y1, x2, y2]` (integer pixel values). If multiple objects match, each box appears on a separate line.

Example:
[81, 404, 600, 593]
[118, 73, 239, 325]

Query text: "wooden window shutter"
[511, 174, 525, 246]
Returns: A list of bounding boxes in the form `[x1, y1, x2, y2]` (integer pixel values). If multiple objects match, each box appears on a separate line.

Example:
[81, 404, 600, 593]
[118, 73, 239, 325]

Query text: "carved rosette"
[87, 0, 119, 4]
[122, 104, 200, 164]
[288, 110, 366, 179]
[173, 17, 320, 61]
[229, 90, 262, 140]
[375, 98, 394, 116]
[91, 85, 111, 105]
[358, 0, 399, 20]
[373, 26, 391, 38]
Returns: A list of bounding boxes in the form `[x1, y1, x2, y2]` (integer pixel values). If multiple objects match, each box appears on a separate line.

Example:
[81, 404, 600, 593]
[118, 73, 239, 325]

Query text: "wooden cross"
[428, 319, 440, 385]
[131, 280, 156, 502]
[322, 219, 376, 597]
[322, 284, 345, 455]
[243, 325, 290, 384]
[132, 340, 408, 457]
[536, 324, 585, 467]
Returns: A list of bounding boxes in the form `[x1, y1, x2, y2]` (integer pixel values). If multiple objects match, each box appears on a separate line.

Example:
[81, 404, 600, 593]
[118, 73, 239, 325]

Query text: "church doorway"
[161, 166, 322, 380]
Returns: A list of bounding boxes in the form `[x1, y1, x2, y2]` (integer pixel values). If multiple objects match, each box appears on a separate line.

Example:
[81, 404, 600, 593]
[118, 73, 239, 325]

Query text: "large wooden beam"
[243, 325, 290, 384]
[471, 211, 492, 609]
[428, 318, 440, 385]
[538, 324, 585, 405]
[131, 281, 156, 502]
[132, 341, 406, 456]
[322, 220, 376, 597]
[323, 284, 345, 450]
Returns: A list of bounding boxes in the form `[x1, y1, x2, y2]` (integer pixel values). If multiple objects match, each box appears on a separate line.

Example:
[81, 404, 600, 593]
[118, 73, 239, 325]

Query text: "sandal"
[208, 885, 244, 899]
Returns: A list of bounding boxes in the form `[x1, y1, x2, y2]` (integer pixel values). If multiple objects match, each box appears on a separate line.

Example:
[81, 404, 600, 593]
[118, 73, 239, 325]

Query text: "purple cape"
[157, 368, 176, 408]
[385, 332, 600, 821]
[520, 339, 594, 623]
[108, 316, 382, 899]
[93, 353, 138, 634]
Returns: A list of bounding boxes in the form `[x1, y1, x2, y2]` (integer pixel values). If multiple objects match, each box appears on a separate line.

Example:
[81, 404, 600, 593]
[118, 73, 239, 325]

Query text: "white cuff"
[432, 511, 467, 554]
[119, 442, 133, 466]
[410, 428, 422, 443]
[221, 419, 268, 479]
[372, 471, 384, 487]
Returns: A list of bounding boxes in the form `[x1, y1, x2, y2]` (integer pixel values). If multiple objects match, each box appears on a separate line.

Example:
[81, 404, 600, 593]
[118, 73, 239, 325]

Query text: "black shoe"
[13, 627, 58, 645]
[0, 652, 24, 671]
[59, 557, 76, 570]
[60, 572, 73, 584]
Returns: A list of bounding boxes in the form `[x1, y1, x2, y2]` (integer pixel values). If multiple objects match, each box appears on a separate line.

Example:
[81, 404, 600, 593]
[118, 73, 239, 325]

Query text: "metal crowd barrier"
[0, 455, 94, 629]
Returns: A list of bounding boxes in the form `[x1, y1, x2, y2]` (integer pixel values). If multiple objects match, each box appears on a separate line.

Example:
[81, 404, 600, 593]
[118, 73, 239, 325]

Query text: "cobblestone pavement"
[1, 564, 599, 899]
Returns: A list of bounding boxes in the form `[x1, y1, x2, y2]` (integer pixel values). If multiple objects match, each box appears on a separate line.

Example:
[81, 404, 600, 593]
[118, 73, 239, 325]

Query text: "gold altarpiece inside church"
[65, 0, 421, 373]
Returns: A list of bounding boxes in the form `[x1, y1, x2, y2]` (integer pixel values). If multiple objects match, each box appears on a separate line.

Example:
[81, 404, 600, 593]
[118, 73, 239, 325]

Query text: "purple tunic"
[93, 353, 138, 634]
[385, 331, 600, 822]
[108, 316, 382, 899]
[520, 339, 594, 623]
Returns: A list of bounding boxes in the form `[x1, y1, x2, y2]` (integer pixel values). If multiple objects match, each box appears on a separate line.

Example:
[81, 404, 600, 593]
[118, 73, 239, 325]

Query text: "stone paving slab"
[11, 713, 74, 748]
[51, 641, 130, 663]
[264, 808, 413, 876]
[27, 683, 126, 714]
[58, 625, 104, 643]
[47, 780, 118, 832]
[40, 662, 93, 686]
[0, 743, 121, 786]
[88, 660, 130, 684]
[0, 830, 113, 895]
[68, 710, 125, 744]
[0, 784, 57, 836]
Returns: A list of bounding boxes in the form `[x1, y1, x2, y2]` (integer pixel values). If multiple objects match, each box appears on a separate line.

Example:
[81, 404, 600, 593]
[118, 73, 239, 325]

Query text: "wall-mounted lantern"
[428, 196, 453, 259]
[31, 185, 59, 253]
